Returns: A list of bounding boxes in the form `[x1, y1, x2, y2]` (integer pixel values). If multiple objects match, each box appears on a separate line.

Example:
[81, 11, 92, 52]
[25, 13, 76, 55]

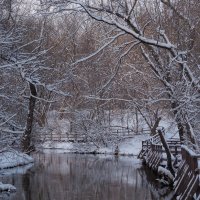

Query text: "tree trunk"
[158, 129, 175, 177]
[171, 102, 185, 144]
[151, 117, 161, 136]
[21, 83, 37, 153]
[135, 108, 139, 134]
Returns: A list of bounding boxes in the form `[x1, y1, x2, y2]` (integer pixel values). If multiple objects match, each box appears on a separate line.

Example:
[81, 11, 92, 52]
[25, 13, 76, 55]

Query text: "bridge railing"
[138, 133, 161, 159]
[138, 133, 200, 200]
[32, 126, 136, 143]
[173, 146, 200, 200]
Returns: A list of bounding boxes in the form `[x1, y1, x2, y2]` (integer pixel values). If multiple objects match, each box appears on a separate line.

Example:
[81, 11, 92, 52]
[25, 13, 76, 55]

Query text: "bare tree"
[41, 0, 200, 151]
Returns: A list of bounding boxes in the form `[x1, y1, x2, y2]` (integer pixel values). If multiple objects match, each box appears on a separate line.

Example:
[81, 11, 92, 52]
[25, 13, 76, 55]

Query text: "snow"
[159, 117, 179, 139]
[42, 134, 149, 156]
[42, 109, 179, 139]
[43, 141, 73, 150]
[119, 134, 149, 155]
[40, 110, 179, 157]
[158, 166, 174, 181]
[193, 193, 200, 200]
[0, 182, 16, 192]
[0, 150, 34, 194]
[0, 150, 34, 170]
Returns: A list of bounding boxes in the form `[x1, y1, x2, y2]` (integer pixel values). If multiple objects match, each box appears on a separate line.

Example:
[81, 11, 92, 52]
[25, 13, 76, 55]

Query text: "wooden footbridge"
[138, 133, 200, 200]
[33, 126, 135, 143]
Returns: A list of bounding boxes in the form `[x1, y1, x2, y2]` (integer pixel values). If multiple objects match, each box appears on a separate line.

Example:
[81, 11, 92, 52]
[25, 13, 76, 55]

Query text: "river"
[0, 152, 173, 200]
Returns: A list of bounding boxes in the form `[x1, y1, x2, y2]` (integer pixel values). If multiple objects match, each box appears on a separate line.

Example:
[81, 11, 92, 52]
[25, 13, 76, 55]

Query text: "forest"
[0, 0, 200, 199]
[0, 0, 199, 152]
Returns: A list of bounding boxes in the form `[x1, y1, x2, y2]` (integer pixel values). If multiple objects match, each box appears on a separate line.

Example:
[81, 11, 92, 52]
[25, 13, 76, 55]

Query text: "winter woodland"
[0, 0, 200, 198]
[0, 0, 199, 152]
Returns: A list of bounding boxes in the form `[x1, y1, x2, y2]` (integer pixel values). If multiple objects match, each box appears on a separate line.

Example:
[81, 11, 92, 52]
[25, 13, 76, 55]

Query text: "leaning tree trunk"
[21, 83, 37, 153]
[157, 129, 175, 177]
[150, 117, 161, 136]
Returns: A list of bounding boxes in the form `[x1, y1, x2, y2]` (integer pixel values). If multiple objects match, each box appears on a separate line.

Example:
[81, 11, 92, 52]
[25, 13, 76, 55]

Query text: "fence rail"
[33, 127, 137, 143]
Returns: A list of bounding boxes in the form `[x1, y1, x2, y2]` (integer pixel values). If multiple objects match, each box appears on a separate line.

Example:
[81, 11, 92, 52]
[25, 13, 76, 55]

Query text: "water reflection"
[1, 153, 173, 200]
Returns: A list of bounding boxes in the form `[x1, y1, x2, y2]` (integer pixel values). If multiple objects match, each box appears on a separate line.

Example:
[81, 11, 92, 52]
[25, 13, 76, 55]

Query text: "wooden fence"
[173, 146, 200, 200]
[33, 126, 136, 143]
[138, 135, 200, 200]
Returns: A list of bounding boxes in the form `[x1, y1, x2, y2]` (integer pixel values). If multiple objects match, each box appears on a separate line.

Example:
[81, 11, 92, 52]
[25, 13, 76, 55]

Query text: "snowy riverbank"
[0, 182, 16, 192]
[0, 150, 34, 193]
[0, 150, 34, 170]
[42, 134, 150, 156]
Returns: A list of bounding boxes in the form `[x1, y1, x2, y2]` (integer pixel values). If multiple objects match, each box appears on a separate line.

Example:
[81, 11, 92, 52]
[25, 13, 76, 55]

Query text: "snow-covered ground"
[0, 150, 34, 170]
[0, 182, 16, 192]
[42, 134, 150, 156]
[0, 150, 34, 193]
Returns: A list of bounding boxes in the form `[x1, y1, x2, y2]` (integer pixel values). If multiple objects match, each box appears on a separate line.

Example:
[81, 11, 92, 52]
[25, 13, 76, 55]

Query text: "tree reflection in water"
[2, 153, 174, 200]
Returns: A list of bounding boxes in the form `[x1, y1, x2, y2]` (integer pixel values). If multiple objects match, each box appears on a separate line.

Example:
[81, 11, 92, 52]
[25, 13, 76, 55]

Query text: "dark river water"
[0, 152, 173, 200]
